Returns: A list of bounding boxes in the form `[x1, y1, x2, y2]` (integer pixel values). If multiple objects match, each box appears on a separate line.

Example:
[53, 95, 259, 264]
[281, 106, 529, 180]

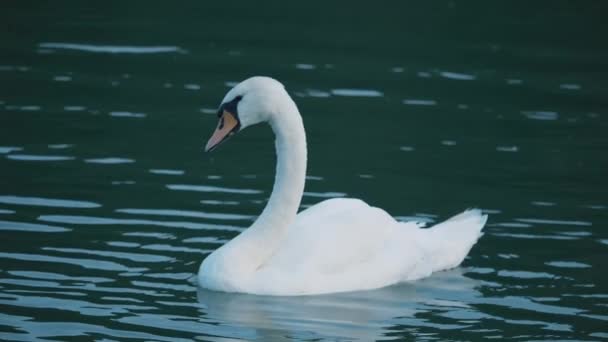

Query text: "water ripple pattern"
[1, 2, 607, 341]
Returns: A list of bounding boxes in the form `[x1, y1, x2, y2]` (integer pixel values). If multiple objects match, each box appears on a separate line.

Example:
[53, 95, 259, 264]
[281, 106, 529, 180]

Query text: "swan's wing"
[260, 198, 417, 275]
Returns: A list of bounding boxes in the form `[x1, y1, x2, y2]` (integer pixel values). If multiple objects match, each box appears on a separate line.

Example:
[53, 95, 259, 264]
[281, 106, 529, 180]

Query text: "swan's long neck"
[228, 97, 307, 273]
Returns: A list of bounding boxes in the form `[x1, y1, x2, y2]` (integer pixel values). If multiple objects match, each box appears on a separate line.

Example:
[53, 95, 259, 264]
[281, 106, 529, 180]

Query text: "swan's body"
[199, 76, 487, 296]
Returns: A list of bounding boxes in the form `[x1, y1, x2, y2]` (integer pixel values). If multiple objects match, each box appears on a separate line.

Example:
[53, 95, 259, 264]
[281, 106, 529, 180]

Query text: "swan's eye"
[217, 95, 243, 118]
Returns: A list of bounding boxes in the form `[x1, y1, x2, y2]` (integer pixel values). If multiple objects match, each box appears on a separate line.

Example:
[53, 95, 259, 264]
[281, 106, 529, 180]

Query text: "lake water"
[1, 1, 607, 340]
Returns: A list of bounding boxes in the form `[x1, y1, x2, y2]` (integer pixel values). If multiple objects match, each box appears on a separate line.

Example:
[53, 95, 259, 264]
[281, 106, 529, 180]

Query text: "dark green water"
[1, 1, 608, 340]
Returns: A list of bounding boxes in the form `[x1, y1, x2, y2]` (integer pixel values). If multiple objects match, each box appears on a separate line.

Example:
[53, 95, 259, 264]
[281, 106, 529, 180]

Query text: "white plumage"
[198, 76, 487, 295]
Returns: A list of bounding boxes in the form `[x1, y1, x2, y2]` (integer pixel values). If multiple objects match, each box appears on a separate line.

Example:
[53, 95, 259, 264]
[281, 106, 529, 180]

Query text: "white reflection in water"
[496, 145, 518, 152]
[0, 146, 23, 154]
[111, 180, 136, 185]
[515, 218, 592, 227]
[109, 111, 146, 118]
[295, 63, 316, 70]
[522, 110, 558, 121]
[38, 214, 243, 232]
[184, 84, 200, 90]
[506, 79, 523, 85]
[196, 270, 481, 341]
[545, 261, 591, 269]
[48, 143, 73, 149]
[0, 252, 141, 272]
[201, 199, 240, 206]
[53, 75, 71, 82]
[149, 169, 184, 176]
[331, 89, 383, 97]
[0, 195, 100, 208]
[69, 105, 88, 114]
[531, 201, 555, 207]
[38, 42, 186, 54]
[439, 71, 476, 81]
[560, 83, 581, 90]
[115, 208, 255, 221]
[305, 89, 330, 98]
[497, 270, 555, 279]
[199, 107, 216, 114]
[403, 99, 437, 106]
[303, 191, 346, 198]
[42, 247, 174, 263]
[7, 154, 75, 161]
[167, 184, 262, 194]
[85, 157, 135, 164]
[0, 220, 70, 232]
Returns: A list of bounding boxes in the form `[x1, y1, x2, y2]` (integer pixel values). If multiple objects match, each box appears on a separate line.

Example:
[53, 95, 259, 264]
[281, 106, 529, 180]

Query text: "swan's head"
[205, 76, 288, 152]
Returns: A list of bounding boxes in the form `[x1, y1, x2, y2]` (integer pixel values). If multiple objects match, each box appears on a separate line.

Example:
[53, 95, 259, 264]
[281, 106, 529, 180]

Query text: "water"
[1, 1, 607, 340]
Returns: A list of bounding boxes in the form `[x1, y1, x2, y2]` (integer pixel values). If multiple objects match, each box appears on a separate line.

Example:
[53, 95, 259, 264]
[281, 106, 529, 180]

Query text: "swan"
[198, 76, 487, 296]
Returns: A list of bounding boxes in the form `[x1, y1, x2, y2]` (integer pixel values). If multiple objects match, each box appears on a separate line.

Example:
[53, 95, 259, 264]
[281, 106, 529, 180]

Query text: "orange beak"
[205, 111, 240, 152]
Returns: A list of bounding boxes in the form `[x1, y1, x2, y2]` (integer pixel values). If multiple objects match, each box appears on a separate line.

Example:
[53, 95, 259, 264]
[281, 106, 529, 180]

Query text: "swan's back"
[247, 201, 486, 295]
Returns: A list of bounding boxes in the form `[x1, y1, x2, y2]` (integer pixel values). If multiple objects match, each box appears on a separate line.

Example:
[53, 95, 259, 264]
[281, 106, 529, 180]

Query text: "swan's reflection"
[197, 269, 480, 341]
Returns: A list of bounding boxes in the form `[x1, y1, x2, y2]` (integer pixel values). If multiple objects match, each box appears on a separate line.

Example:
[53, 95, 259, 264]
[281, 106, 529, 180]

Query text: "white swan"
[198, 76, 487, 296]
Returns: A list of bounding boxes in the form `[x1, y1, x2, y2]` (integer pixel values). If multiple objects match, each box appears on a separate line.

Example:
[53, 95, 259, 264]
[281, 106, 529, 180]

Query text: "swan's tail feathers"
[425, 208, 488, 273]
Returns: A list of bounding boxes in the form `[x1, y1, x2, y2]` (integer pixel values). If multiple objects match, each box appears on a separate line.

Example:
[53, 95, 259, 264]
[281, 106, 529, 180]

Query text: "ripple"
[6, 154, 75, 161]
[439, 71, 476, 81]
[515, 218, 592, 227]
[531, 201, 556, 207]
[115, 208, 255, 221]
[304, 89, 331, 98]
[545, 261, 591, 269]
[167, 184, 262, 194]
[303, 191, 347, 198]
[0, 252, 138, 272]
[42, 247, 174, 263]
[149, 169, 184, 175]
[0, 146, 23, 154]
[38, 214, 243, 232]
[497, 270, 555, 279]
[0, 209, 15, 214]
[506, 79, 523, 85]
[8, 270, 112, 283]
[48, 143, 73, 149]
[330, 89, 383, 97]
[295, 63, 316, 70]
[496, 145, 518, 152]
[0, 312, 189, 342]
[560, 83, 581, 90]
[84, 157, 135, 164]
[183, 84, 200, 90]
[0, 195, 101, 208]
[0, 220, 70, 232]
[522, 110, 559, 121]
[493, 232, 577, 240]
[109, 111, 147, 118]
[200, 199, 240, 206]
[38, 42, 186, 54]
[140, 244, 207, 254]
[403, 99, 437, 106]
[53, 75, 72, 82]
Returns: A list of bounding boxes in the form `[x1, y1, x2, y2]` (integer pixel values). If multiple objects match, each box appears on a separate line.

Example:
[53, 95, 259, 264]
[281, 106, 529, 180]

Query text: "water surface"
[1, 1, 607, 340]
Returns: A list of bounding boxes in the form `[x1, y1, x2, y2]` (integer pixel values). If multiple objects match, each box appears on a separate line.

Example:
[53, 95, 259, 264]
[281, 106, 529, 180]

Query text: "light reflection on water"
[1, 1, 607, 340]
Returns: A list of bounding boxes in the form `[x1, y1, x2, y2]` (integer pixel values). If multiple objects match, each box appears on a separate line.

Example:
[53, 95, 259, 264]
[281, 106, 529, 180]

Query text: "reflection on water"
[197, 270, 480, 341]
[1, 0, 607, 340]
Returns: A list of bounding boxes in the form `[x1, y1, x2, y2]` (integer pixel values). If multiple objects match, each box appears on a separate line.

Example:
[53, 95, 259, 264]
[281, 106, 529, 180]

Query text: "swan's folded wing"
[260, 198, 400, 275]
